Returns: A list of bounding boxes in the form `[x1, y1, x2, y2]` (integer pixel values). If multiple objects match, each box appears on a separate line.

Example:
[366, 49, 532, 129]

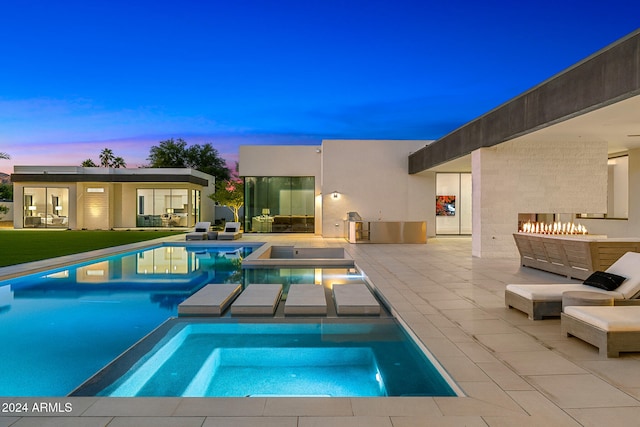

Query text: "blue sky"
[1, 0, 639, 174]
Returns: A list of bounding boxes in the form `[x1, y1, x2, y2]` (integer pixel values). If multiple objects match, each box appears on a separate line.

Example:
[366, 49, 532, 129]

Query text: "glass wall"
[23, 187, 69, 228]
[136, 188, 190, 227]
[244, 177, 314, 233]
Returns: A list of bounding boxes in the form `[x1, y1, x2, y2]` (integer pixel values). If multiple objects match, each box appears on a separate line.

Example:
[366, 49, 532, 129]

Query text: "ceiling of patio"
[423, 92, 640, 173]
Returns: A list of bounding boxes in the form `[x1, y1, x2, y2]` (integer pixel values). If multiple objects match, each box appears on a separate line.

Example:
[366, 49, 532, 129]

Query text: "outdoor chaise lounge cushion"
[507, 251, 640, 302]
[218, 222, 242, 240]
[563, 306, 640, 332]
[583, 270, 627, 291]
[186, 222, 211, 240]
[561, 305, 640, 357]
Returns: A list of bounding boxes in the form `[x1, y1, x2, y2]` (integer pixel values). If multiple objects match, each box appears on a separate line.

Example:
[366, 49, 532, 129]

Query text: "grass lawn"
[0, 230, 184, 267]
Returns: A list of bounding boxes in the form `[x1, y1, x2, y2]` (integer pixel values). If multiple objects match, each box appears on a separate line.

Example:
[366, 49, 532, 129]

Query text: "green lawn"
[0, 230, 184, 267]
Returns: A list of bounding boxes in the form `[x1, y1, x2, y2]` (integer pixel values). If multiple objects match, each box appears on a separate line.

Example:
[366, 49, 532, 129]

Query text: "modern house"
[240, 29, 640, 258]
[11, 166, 215, 230]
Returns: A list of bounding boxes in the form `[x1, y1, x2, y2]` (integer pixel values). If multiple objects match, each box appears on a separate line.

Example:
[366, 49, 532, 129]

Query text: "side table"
[562, 291, 614, 311]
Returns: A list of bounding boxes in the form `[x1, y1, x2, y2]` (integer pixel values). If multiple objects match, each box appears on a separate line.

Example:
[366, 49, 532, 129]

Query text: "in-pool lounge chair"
[185, 221, 211, 241]
[505, 251, 640, 320]
[218, 222, 242, 240]
[562, 306, 640, 357]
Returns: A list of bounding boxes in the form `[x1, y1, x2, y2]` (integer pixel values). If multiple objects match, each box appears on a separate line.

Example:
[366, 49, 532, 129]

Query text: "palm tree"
[81, 159, 98, 167]
[111, 156, 127, 168]
[0, 152, 10, 160]
[99, 148, 114, 168]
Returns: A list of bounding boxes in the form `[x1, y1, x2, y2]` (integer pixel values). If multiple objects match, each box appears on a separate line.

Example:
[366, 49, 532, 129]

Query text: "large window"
[23, 187, 69, 228]
[244, 177, 314, 233]
[136, 189, 190, 227]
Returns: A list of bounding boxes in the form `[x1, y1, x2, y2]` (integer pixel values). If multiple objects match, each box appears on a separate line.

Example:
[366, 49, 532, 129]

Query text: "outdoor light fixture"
[28, 205, 36, 211]
[332, 191, 339, 199]
[55, 206, 62, 211]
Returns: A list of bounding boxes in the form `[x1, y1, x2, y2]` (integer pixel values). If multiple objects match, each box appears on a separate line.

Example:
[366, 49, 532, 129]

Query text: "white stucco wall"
[239, 145, 322, 233]
[321, 139, 434, 238]
[472, 139, 608, 258]
[239, 145, 321, 177]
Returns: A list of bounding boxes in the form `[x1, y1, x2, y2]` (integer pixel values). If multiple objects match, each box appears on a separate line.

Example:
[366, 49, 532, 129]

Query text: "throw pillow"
[225, 227, 234, 232]
[195, 228, 206, 232]
[583, 270, 626, 291]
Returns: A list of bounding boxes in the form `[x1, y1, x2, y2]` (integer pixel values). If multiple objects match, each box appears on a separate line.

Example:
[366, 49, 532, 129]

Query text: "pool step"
[180, 282, 382, 317]
[178, 283, 242, 316]
[231, 284, 283, 316]
[333, 283, 381, 316]
[284, 284, 328, 316]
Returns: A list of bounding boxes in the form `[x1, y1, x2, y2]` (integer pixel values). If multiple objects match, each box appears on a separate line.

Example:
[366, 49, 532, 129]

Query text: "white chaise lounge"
[185, 221, 211, 241]
[505, 251, 640, 320]
[562, 306, 640, 357]
[218, 222, 242, 240]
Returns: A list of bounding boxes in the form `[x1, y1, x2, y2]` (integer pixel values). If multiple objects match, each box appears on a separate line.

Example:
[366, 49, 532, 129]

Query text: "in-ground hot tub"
[242, 244, 355, 268]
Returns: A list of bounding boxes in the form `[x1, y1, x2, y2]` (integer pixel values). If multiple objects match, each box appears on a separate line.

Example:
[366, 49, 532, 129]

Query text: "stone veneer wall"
[472, 139, 608, 258]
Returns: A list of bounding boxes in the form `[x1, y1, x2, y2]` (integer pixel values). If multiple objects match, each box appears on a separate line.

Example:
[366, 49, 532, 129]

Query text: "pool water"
[0, 244, 255, 396]
[89, 321, 457, 397]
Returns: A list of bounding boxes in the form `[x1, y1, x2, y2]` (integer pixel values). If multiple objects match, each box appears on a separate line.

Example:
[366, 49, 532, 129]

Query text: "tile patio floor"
[1, 234, 640, 426]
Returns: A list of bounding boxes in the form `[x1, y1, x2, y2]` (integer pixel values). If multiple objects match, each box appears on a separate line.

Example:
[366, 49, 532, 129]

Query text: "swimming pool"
[0, 241, 460, 398]
[0, 243, 257, 396]
[74, 319, 458, 397]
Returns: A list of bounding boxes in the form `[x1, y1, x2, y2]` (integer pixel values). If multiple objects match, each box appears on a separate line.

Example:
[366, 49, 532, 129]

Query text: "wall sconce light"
[332, 191, 339, 199]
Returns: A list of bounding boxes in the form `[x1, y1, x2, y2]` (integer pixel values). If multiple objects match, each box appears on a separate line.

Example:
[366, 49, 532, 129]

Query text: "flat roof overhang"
[11, 174, 209, 186]
[409, 29, 640, 174]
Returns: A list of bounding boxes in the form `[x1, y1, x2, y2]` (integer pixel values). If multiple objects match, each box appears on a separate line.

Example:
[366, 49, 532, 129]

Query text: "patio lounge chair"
[562, 305, 640, 357]
[505, 251, 640, 320]
[185, 221, 211, 241]
[218, 222, 242, 240]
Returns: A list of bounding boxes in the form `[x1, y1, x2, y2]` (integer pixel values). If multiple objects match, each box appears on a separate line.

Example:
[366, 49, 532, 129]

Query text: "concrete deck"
[1, 234, 640, 426]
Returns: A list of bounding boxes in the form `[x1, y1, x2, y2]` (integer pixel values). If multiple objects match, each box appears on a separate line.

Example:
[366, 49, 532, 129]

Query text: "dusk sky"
[1, 0, 639, 174]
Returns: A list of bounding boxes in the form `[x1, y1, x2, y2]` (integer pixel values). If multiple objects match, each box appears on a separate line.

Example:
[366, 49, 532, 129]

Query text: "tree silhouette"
[82, 149, 127, 168]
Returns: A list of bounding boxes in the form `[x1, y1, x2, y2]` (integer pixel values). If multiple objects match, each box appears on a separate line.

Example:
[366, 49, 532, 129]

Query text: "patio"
[1, 234, 639, 426]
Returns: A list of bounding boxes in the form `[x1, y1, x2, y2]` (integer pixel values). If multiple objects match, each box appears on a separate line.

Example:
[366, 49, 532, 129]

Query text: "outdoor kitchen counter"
[346, 220, 427, 244]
